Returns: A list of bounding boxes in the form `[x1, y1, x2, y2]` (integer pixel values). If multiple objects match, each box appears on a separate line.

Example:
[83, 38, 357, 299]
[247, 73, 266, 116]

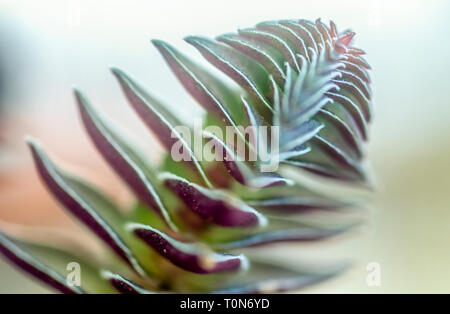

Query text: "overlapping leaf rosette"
[0, 18, 372, 293]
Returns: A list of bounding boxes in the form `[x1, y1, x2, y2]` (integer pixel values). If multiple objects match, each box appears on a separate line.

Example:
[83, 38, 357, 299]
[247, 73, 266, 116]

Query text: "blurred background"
[0, 0, 449, 293]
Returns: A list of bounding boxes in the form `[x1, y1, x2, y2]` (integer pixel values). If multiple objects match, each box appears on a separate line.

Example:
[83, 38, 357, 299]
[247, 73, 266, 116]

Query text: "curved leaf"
[213, 259, 349, 293]
[110, 68, 212, 188]
[152, 39, 242, 127]
[248, 196, 350, 213]
[0, 232, 84, 294]
[26, 137, 146, 275]
[212, 226, 348, 250]
[128, 223, 248, 274]
[238, 28, 300, 71]
[160, 172, 267, 227]
[217, 33, 286, 85]
[256, 21, 309, 61]
[203, 131, 292, 188]
[101, 271, 155, 294]
[185, 36, 273, 113]
[74, 89, 178, 231]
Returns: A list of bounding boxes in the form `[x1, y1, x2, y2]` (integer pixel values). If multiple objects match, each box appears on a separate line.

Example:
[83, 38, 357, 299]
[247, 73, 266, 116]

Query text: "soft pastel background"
[0, 0, 449, 293]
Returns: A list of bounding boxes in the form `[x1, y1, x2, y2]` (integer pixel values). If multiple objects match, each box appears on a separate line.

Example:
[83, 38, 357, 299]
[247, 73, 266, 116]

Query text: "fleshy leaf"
[0, 232, 84, 294]
[342, 60, 371, 83]
[26, 137, 146, 275]
[203, 131, 292, 188]
[110, 67, 212, 188]
[217, 33, 286, 85]
[326, 91, 369, 141]
[185, 36, 273, 113]
[74, 89, 178, 231]
[212, 226, 348, 250]
[317, 108, 364, 160]
[248, 196, 349, 213]
[152, 39, 243, 127]
[298, 19, 325, 48]
[101, 271, 155, 294]
[0, 232, 119, 294]
[160, 172, 267, 227]
[128, 223, 249, 274]
[280, 20, 318, 58]
[213, 259, 349, 293]
[256, 21, 310, 61]
[238, 28, 300, 72]
[333, 80, 372, 122]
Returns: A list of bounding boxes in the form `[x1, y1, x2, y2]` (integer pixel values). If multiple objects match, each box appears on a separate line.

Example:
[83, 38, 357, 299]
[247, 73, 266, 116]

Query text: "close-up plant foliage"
[0, 17, 374, 294]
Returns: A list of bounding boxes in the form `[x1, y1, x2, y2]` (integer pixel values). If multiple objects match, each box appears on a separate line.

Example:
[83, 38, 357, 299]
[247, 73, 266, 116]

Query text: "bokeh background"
[0, 0, 449, 293]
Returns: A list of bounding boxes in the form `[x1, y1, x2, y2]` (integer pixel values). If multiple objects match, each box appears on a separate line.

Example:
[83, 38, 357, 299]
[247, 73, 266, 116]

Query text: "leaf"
[247, 196, 349, 213]
[212, 259, 350, 293]
[313, 135, 366, 179]
[185, 36, 273, 113]
[110, 68, 213, 188]
[283, 136, 368, 183]
[160, 172, 267, 227]
[0, 232, 84, 294]
[342, 60, 371, 83]
[316, 109, 364, 160]
[0, 232, 118, 294]
[211, 225, 348, 250]
[256, 21, 309, 61]
[298, 19, 325, 48]
[321, 100, 367, 147]
[315, 19, 333, 44]
[26, 137, 146, 275]
[203, 131, 292, 188]
[279, 20, 318, 58]
[326, 91, 369, 141]
[74, 89, 178, 231]
[217, 33, 286, 86]
[238, 28, 300, 72]
[277, 145, 311, 162]
[128, 223, 248, 274]
[333, 80, 372, 122]
[101, 271, 155, 294]
[152, 39, 244, 127]
[280, 120, 324, 153]
[345, 53, 371, 70]
[339, 69, 371, 99]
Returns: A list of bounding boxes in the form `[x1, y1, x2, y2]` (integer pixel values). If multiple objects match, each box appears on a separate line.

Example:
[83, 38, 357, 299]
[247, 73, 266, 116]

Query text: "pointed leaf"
[238, 28, 300, 71]
[26, 137, 146, 275]
[317, 108, 364, 160]
[110, 68, 212, 187]
[152, 39, 242, 127]
[128, 223, 248, 274]
[212, 226, 348, 250]
[185, 36, 273, 113]
[298, 19, 325, 48]
[101, 271, 155, 294]
[256, 21, 309, 61]
[213, 259, 349, 293]
[217, 33, 286, 85]
[280, 20, 318, 58]
[326, 91, 369, 141]
[328, 79, 374, 131]
[160, 172, 267, 227]
[74, 89, 178, 231]
[0, 232, 84, 294]
[203, 131, 292, 188]
[248, 196, 349, 213]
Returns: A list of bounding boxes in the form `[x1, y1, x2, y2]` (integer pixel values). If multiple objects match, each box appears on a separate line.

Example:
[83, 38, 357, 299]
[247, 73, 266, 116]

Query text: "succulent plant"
[0, 18, 372, 294]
